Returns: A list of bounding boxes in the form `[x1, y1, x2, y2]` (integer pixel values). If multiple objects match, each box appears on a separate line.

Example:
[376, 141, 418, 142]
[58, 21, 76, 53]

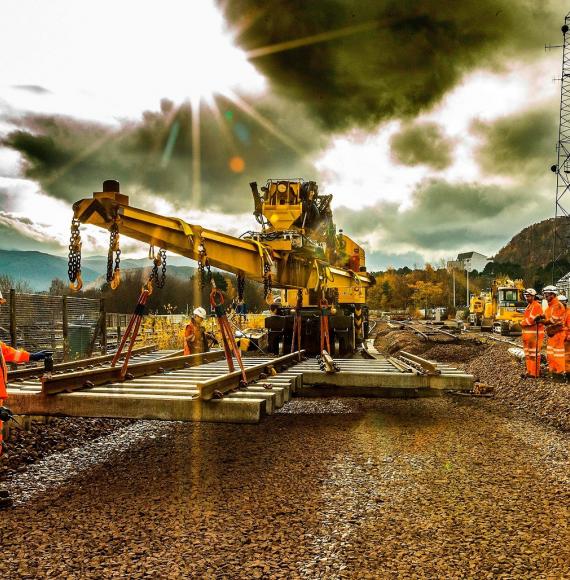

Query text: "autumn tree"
[408, 281, 444, 318]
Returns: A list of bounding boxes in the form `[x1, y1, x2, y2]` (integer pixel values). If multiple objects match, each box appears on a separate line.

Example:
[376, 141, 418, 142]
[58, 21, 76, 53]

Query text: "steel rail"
[9, 344, 159, 382]
[395, 320, 431, 341]
[41, 350, 226, 395]
[197, 350, 306, 400]
[399, 350, 441, 375]
[409, 320, 461, 340]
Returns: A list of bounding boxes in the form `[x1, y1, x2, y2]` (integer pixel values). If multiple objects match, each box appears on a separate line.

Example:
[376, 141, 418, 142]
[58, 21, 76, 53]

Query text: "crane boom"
[72, 181, 373, 294]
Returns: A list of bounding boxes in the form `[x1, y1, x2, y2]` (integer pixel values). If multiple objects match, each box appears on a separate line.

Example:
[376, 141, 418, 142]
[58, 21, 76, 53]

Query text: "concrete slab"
[7, 391, 267, 424]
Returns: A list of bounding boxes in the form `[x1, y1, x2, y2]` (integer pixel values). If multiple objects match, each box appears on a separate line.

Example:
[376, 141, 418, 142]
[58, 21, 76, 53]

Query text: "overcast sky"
[0, 0, 567, 269]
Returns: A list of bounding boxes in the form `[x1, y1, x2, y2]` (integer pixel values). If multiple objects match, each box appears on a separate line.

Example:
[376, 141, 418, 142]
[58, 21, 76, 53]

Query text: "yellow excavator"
[468, 278, 526, 335]
[68, 179, 375, 355]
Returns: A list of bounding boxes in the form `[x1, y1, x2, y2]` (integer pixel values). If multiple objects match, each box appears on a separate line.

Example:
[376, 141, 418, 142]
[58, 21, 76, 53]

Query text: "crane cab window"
[267, 181, 301, 206]
[499, 289, 518, 303]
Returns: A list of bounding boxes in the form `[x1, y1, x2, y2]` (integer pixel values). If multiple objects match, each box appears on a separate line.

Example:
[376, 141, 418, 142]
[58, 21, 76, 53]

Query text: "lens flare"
[229, 156, 245, 173]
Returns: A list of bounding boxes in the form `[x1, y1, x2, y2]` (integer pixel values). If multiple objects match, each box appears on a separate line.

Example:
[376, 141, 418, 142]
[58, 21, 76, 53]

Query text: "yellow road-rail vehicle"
[469, 278, 526, 335]
[69, 179, 375, 355]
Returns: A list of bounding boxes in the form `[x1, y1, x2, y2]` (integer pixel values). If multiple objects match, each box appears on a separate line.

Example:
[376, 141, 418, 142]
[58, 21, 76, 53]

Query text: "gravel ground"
[1, 417, 133, 478]
[0, 327, 568, 577]
[375, 322, 570, 432]
[1, 398, 569, 578]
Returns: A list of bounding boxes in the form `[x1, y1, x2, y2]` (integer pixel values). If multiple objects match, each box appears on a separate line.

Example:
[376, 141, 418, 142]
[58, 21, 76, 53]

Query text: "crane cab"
[261, 179, 303, 231]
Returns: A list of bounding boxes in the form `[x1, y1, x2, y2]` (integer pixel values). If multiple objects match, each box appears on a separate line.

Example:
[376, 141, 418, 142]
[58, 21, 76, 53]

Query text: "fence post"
[62, 296, 69, 361]
[100, 298, 107, 354]
[9, 288, 16, 347]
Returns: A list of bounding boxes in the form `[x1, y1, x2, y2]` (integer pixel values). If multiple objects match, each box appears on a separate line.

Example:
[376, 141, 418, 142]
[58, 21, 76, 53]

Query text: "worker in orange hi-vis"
[542, 285, 567, 379]
[520, 288, 544, 378]
[183, 307, 208, 355]
[0, 291, 49, 508]
[558, 294, 570, 373]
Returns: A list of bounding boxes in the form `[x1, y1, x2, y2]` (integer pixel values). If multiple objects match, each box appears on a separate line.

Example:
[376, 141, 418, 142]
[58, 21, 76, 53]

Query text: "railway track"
[384, 317, 523, 349]
[8, 344, 171, 382]
[389, 319, 461, 342]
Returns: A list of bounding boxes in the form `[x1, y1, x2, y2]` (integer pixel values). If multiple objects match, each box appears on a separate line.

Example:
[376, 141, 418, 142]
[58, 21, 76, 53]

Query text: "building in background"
[446, 251, 491, 308]
[447, 251, 491, 273]
[556, 272, 570, 296]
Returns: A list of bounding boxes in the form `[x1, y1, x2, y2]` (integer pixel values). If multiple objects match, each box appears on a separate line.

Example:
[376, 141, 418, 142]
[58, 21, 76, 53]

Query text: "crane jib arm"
[72, 189, 373, 291]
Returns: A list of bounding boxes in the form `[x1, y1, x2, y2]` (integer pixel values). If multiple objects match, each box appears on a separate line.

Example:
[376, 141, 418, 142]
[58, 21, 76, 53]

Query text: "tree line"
[367, 259, 557, 314]
[0, 270, 268, 315]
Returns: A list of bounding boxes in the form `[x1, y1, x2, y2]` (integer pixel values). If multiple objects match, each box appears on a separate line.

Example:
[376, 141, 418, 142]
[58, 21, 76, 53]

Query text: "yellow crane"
[69, 179, 375, 354]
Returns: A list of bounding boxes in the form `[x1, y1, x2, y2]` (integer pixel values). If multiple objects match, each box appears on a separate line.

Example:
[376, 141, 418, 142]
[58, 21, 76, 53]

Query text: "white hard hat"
[193, 307, 207, 319]
[543, 285, 558, 294]
[523, 288, 537, 296]
[559, 294, 568, 303]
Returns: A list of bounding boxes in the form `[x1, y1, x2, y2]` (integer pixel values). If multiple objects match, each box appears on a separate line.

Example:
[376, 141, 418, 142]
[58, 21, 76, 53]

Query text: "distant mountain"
[0, 250, 196, 291]
[494, 217, 567, 269]
[0, 250, 99, 291]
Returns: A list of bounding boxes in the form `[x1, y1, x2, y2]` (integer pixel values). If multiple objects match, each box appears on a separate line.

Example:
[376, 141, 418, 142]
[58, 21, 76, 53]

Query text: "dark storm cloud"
[473, 104, 558, 177]
[1, 95, 324, 212]
[220, 0, 563, 131]
[12, 85, 51, 95]
[335, 179, 547, 256]
[390, 122, 454, 170]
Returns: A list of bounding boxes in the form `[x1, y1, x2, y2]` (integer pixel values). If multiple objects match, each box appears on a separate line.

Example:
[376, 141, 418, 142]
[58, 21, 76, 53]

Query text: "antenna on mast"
[549, 14, 570, 283]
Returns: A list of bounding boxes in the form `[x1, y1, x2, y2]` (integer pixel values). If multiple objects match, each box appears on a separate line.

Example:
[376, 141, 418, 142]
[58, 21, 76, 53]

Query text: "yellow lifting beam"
[72, 187, 372, 293]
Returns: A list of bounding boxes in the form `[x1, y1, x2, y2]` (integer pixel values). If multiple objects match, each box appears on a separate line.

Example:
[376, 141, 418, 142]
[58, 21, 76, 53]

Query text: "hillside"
[494, 217, 569, 270]
[0, 251, 195, 291]
[0, 250, 99, 291]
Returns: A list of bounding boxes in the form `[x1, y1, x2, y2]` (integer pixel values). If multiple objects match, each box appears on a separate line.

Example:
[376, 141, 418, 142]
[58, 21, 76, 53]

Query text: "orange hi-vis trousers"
[522, 326, 544, 377]
[547, 331, 566, 375]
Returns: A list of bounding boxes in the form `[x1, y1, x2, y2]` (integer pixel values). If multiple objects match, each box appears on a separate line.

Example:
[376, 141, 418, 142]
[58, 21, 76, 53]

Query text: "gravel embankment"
[1, 398, 569, 578]
[375, 322, 570, 432]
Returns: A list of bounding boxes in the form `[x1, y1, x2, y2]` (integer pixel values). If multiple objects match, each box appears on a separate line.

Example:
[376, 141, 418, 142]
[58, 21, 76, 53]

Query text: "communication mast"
[549, 14, 570, 283]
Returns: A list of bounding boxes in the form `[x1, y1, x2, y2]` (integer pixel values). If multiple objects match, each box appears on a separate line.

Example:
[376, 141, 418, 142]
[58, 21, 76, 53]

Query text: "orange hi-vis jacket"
[1, 343, 30, 456]
[183, 319, 205, 356]
[545, 297, 566, 374]
[522, 301, 544, 329]
[521, 300, 544, 377]
[1, 342, 30, 399]
[564, 308, 570, 372]
[545, 297, 566, 330]
[565, 308, 570, 339]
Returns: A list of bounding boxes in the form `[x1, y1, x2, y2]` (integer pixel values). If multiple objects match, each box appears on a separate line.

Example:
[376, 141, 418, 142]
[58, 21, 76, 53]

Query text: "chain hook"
[68, 218, 83, 292]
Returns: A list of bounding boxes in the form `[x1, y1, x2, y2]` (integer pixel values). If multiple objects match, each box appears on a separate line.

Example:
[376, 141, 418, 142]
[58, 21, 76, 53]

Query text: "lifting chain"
[106, 221, 121, 289]
[68, 218, 83, 291]
[151, 248, 167, 289]
[198, 237, 212, 289]
[263, 261, 272, 300]
[237, 273, 246, 303]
